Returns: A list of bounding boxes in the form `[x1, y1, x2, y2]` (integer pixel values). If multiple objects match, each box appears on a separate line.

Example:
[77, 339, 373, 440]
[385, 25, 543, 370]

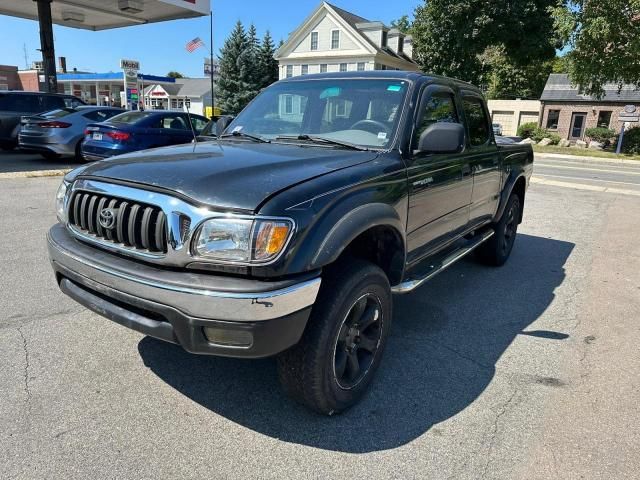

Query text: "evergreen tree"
[257, 31, 279, 89]
[217, 20, 248, 114]
[237, 24, 261, 109]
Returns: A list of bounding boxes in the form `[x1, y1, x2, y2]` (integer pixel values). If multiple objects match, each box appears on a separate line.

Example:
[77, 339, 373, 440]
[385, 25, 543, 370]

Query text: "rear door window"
[42, 96, 66, 111]
[463, 96, 491, 147]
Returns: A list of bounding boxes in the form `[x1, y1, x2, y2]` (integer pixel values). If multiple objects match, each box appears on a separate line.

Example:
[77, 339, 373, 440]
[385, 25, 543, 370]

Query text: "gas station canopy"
[0, 0, 210, 30]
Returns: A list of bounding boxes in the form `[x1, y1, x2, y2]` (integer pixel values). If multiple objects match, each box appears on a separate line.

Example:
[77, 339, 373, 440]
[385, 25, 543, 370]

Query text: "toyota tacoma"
[48, 71, 533, 415]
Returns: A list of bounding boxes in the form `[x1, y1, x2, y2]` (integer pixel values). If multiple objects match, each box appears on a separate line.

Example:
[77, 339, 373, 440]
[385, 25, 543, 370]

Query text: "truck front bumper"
[47, 223, 321, 358]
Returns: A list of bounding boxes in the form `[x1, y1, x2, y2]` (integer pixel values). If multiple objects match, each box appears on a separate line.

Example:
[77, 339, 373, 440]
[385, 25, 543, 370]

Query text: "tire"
[277, 259, 392, 415]
[40, 151, 61, 160]
[74, 141, 83, 162]
[476, 193, 521, 266]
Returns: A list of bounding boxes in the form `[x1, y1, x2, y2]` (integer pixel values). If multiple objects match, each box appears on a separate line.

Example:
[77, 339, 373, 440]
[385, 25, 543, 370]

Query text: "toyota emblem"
[99, 208, 118, 229]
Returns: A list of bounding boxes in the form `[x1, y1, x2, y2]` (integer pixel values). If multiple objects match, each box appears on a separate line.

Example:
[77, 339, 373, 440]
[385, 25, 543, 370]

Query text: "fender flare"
[494, 172, 527, 223]
[308, 202, 406, 270]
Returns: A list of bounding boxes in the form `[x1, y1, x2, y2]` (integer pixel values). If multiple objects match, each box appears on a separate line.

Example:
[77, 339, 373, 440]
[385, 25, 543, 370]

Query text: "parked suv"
[47, 72, 533, 414]
[0, 91, 85, 150]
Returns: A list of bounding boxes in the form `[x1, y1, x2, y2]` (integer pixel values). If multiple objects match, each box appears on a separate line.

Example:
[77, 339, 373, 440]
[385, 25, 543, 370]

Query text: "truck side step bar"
[391, 228, 495, 294]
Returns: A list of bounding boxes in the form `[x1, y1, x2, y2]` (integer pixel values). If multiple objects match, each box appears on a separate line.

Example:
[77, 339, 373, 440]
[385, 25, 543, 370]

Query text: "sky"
[0, 0, 421, 78]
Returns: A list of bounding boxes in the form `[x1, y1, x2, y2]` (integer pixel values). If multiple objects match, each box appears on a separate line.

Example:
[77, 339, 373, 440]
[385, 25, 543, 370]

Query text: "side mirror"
[216, 115, 234, 136]
[416, 122, 465, 154]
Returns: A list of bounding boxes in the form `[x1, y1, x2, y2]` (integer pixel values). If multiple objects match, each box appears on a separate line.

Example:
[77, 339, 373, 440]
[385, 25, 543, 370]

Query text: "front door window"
[570, 113, 587, 139]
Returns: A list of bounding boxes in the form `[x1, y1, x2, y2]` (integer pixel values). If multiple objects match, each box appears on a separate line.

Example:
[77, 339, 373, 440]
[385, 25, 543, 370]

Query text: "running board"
[391, 229, 495, 294]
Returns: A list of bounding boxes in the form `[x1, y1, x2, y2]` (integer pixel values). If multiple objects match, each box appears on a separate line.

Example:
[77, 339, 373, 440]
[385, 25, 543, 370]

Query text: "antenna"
[184, 95, 198, 144]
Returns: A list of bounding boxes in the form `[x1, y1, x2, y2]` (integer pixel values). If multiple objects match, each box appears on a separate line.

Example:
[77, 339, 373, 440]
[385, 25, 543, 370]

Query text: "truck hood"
[75, 141, 379, 212]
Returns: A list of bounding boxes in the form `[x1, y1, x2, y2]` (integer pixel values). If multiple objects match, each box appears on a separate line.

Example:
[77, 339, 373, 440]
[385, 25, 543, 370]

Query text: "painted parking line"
[535, 163, 640, 176]
[531, 177, 640, 196]
[0, 169, 70, 179]
[534, 173, 640, 187]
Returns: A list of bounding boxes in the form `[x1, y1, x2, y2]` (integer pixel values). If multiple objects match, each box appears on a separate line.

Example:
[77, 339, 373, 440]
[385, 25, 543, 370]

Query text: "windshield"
[227, 78, 409, 149]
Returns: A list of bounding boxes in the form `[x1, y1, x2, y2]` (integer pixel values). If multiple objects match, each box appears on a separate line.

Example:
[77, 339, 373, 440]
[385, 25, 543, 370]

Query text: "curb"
[534, 152, 640, 167]
[0, 169, 71, 179]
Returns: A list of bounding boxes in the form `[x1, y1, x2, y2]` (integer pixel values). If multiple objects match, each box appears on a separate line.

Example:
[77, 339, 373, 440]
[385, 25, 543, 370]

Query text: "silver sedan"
[18, 106, 123, 160]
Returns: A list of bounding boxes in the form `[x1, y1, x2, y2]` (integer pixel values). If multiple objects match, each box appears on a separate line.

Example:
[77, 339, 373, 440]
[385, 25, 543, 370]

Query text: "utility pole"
[23, 43, 29, 69]
[209, 9, 215, 116]
[35, 0, 58, 93]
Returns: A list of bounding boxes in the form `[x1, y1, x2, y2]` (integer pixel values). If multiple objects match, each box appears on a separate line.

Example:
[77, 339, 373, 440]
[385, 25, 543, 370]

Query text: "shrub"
[548, 133, 561, 145]
[619, 127, 640, 154]
[585, 127, 616, 145]
[517, 122, 538, 139]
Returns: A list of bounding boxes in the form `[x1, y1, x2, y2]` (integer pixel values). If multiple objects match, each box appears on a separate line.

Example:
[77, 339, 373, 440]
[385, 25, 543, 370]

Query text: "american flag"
[186, 37, 204, 53]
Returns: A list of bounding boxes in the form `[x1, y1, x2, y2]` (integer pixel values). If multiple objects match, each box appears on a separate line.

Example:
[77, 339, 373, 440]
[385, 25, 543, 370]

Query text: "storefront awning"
[0, 0, 209, 30]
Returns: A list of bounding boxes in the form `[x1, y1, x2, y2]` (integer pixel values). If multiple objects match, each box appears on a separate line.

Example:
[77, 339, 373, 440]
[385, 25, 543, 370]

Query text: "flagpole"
[209, 8, 215, 117]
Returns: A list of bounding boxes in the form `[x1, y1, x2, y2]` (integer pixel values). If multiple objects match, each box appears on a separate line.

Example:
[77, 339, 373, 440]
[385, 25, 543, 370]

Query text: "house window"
[398, 39, 404, 54]
[301, 64, 309, 75]
[171, 99, 177, 109]
[185, 98, 191, 109]
[310, 32, 318, 51]
[331, 30, 340, 49]
[335, 99, 348, 117]
[286, 65, 293, 78]
[382, 31, 388, 48]
[597, 110, 612, 128]
[340, 63, 348, 72]
[357, 62, 365, 71]
[320, 64, 327, 73]
[546, 109, 560, 129]
[284, 95, 294, 114]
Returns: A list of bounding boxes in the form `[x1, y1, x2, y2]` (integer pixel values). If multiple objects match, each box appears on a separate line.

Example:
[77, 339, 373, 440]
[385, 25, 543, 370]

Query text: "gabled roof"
[276, 2, 417, 66]
[175, 78, 213, 97]
[541, 74, 640, 103]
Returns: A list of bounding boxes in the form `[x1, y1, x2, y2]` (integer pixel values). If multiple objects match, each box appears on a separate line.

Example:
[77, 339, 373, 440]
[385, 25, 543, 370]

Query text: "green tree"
[237, 24, 261, 109]
[482, 46, 554, 99]
[217, 21, 249, 114]
[257, 30, 279, 89]
[412, 0, 559, 91]
[390, 15, 412, 33]
[552, 0, 640, 98]
[166, 71, 184, 78]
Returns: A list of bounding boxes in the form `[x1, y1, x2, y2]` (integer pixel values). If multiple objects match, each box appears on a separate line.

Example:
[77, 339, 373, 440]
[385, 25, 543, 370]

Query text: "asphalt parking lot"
[1, 153, 639, 479]
[0, 151, 81, 175]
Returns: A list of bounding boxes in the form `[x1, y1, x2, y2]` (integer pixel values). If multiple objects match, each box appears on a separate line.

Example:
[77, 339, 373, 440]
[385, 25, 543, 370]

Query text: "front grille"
[68, 190, 168, 254]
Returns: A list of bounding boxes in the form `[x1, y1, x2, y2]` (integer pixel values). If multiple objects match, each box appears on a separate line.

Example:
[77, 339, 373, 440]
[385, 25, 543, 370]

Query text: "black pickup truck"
[48, 71, 533, 415]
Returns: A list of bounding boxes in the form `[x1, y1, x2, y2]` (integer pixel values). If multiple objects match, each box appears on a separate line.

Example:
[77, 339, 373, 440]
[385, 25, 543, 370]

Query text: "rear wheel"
[476, 193, 521, 266]
[277, 259, 392, 415]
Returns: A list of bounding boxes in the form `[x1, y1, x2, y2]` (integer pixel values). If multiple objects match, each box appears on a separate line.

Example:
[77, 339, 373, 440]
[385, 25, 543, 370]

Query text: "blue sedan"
[81, 110, 210, 161]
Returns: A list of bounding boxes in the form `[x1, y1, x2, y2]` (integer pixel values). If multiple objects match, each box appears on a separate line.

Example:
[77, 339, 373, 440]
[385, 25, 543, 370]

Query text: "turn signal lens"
[254, 221, 292, 261]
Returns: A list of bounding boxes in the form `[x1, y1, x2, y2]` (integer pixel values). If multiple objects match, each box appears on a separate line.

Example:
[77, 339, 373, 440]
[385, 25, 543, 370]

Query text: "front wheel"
[476, 193, 521, 266]
[277, 259, 392, 415]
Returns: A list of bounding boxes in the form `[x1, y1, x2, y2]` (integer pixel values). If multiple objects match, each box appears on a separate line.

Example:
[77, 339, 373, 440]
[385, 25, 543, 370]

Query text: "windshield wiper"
[220, 131, 270, 143]
[275, 134, 369, 151]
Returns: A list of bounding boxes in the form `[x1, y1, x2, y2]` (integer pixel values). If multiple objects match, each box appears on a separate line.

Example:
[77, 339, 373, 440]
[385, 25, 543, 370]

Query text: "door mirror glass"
[417, 122, 465, 154]
[216, 115, 234, 136]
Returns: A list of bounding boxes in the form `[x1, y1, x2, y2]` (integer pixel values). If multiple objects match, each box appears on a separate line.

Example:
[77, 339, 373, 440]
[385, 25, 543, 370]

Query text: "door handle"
[462, 165, 472, 177]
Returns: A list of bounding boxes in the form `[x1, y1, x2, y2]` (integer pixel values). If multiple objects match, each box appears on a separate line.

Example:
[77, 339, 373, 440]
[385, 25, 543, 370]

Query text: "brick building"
[540, 74, 640, 141]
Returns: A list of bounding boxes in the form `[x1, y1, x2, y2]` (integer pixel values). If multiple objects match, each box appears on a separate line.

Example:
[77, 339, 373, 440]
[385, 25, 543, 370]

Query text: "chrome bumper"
[47, 223, 321, 322]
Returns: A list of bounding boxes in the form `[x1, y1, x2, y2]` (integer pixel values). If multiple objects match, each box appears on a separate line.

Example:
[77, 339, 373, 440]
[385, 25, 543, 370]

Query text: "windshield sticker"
[387, 85, 403, 92]
[378, 132, 388, 140]
[232, 125, 243, 133]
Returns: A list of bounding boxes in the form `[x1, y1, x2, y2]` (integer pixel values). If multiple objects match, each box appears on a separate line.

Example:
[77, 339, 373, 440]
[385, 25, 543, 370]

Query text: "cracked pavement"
[1, 156, 639, 479]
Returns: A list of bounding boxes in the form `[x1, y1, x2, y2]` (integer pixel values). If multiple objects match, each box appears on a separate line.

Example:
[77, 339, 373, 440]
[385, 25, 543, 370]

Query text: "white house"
[142, 78, 213, 116]
[275, 2, 419, 79]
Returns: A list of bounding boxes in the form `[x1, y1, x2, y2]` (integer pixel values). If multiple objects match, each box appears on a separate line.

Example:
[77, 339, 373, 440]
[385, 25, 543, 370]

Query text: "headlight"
[193, 217, 293, 264]
[55, 180, 69, 223]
